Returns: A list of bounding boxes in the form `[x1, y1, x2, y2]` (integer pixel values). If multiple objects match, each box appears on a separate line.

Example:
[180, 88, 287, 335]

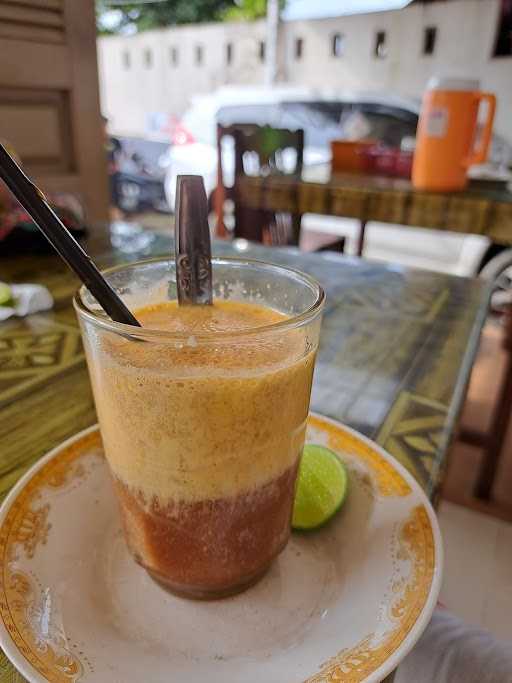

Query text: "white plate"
[0, 414, 442, 683]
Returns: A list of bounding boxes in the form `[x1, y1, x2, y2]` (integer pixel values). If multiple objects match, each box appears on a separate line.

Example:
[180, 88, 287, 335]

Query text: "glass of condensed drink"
[75, 257, 324, 599]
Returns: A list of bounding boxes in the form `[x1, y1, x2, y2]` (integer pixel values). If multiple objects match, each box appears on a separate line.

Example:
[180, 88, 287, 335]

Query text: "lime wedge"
[0, 283, 14, 308]
[292, 445, 349, 531]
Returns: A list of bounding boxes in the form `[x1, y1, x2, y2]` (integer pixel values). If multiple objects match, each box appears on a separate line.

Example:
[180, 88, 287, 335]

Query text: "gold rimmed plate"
[0, 414, 442, 683]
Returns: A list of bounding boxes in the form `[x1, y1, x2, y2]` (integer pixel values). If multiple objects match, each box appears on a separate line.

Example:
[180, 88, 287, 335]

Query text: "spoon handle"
[175, 175, 213, 305]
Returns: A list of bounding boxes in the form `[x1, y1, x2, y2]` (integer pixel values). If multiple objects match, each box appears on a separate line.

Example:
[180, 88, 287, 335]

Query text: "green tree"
[222, 0, 268, 21]
[97, 0, 261, 34]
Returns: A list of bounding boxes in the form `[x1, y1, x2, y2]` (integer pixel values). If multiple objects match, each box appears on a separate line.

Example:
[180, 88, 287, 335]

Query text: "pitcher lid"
[427, 76, 480, 91]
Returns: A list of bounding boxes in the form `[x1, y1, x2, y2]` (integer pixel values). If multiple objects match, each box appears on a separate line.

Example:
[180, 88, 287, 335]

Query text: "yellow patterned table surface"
[0, 230, 489, 682]
[238, 170, 512, 243]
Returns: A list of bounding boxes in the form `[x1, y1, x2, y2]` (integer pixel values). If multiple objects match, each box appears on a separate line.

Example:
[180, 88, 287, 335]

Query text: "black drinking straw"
[0, 143, 140, 326]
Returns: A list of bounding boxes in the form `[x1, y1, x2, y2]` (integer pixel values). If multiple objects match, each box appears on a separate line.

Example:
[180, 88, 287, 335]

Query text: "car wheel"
[479, 246, 512, 314]
[118, 180, 141, 213]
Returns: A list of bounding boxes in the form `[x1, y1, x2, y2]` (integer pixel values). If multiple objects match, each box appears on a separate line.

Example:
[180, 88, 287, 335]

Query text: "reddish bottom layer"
[113, 462, 299, 599]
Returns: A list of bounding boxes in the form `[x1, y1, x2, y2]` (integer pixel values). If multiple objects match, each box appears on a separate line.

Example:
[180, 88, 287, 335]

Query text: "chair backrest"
[233, 125, 304, 179]
[231, 125, 304, 245]
[215, 122, 260, 237]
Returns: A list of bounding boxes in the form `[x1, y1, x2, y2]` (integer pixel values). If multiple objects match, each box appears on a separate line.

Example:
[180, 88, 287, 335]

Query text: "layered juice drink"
[75, 258, 324, 599]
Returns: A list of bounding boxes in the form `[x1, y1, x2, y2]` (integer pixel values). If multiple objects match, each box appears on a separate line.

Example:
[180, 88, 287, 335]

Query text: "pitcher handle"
[465, 93, 496, 167]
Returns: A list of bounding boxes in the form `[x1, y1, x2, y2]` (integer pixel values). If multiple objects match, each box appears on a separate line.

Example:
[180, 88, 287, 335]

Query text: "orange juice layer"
[87, 300, 315, 505]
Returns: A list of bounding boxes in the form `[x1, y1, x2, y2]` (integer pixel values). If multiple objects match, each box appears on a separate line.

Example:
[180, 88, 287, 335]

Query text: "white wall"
[98, 0, 512, 141]
[98, 20, 266, 135]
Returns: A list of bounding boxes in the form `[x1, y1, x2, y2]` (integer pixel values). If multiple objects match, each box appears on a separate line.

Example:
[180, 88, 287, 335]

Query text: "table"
[237, 168, 512, 253]
[0, 228, 490, 682]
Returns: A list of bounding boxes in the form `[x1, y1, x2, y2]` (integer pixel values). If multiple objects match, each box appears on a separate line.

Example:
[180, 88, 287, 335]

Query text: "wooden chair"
[460, 249, 512, 500]
[233, 125, 303, 246]
[214, 122, 259, 238]
[215, 123, 344, 252]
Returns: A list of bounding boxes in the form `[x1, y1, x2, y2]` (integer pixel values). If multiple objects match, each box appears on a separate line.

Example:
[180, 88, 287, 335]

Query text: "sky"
[282, 0, 414, 21]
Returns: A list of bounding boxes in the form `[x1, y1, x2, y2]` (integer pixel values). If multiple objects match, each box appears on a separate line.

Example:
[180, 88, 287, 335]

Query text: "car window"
[208, 100, 419, 151]
[282, 101, 418, 149]
[346, 103, 418, 147]
[216, 101, 351, 149]
[279, 102, 349, 148]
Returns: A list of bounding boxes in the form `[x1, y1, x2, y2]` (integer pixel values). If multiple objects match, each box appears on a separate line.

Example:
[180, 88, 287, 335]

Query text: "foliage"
[96, 0, 271, 34]
[221, 0, 268, 21]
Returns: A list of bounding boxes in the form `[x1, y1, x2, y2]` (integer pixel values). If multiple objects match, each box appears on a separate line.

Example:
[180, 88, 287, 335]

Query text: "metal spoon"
[174, 175, 213, 305]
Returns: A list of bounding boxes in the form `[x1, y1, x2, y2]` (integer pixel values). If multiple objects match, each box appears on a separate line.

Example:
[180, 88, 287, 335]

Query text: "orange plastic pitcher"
[412, 77, 496, 192]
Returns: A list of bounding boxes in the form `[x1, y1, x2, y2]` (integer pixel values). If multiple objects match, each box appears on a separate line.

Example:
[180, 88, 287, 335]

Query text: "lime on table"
[0, 283, 14, 307]
[292, 444, 349, 531]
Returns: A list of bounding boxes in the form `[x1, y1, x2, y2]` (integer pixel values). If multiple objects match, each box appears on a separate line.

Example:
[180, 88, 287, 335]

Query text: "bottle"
[412, 77, 496, 191]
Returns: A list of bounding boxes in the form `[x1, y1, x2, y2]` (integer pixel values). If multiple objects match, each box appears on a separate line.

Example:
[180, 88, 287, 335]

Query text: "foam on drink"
[86, 299, 316, 597]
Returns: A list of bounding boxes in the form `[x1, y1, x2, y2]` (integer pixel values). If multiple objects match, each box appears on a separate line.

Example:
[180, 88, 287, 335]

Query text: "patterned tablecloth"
[0, 230, 490, 681]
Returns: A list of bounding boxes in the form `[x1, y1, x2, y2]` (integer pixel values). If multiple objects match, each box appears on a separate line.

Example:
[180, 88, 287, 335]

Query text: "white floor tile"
[492, 521, 512, 591]
[437, 501, 501, 627]
[481, 521, 512, 640]
[481, 590, 512, 641]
